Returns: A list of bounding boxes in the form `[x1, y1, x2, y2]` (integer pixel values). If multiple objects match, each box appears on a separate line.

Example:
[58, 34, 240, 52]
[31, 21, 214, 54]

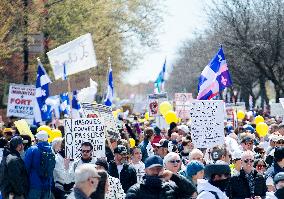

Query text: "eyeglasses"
[243, 159, 254, 163]
[169, 159, 181, 164]
[256, 165, 266, 169]
[82, 149, 92, 153]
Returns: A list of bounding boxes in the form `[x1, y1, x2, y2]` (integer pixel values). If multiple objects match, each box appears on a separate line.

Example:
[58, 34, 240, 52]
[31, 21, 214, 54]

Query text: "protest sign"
[270, 103, 284, 117]
[147, 93, 168, 116]
[190, 100, 225, 148]
[175, 93, 193, 120]
[225, 102, 246, 128]
[14, 119, 35, 140]
[47, 33, 97, 80]
[7, 84, 35, 118]
[64, 118, 105, 160]
[81, 103, 120, 139]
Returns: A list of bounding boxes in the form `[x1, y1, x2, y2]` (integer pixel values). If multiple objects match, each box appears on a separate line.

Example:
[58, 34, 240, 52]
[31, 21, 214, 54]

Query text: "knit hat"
[177, 125, 189, 134]
[9, 136, 23, 150]
[204, 163, 231, 180]
[145, 155, 163, 169]
[186, 160, 205, 177]
[274, 172, 284, 184]
[274, 147, 284, 162]
[95, 158, 109, 171]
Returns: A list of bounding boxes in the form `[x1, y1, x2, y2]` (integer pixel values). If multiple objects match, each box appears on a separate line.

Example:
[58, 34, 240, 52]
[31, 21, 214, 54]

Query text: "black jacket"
[108, 161, 137, 193]
[0, 147, 29, 197]
[266, 161, 284, 180]
[125, 174, 196, 199]
[227, 169, 267, 199]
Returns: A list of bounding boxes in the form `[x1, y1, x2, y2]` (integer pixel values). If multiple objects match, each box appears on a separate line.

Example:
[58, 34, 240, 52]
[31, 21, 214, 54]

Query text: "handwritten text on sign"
[64, 118, 105, 160]
[190, 100, 225, 148]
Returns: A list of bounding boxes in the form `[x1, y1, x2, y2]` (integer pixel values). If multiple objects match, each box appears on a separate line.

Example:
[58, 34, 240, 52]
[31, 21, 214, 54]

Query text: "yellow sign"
[14, 119, 35, 140]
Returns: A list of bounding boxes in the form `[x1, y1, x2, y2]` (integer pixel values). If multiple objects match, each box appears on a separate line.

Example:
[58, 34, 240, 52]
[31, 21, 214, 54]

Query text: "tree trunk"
[275, 85, 281, 103]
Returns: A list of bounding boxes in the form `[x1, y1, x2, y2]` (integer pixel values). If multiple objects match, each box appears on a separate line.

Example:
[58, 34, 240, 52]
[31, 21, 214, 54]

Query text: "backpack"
[38, 147, 56, 178]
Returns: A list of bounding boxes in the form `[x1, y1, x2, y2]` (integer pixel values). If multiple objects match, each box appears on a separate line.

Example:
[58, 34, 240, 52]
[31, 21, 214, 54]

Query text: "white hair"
[241, 150, 254, 160]
[75, 163, 99, 185]
[163, 152, 180, 165]
[190, 149, 203, 158]
[51, 137, 63, 150]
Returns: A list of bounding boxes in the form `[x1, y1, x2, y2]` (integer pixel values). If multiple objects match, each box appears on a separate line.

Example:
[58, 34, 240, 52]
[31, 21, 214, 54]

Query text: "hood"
[37, 141, 52, 152]
[197, 179, 224, 195]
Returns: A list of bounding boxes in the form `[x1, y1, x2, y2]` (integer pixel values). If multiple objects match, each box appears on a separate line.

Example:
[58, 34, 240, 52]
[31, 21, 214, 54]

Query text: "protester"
[163, 152, 182, 174]
[108, 145, 137, 192]
[184, 160, 205, 186]
[227, 150, 267, 198]
[67, 164, 100, 199]
[138, 128, 154, 162]
[90, 170, 109, 199]
[211, 145, 231, 164]
[69, 142, 96, 182]
[95, 158, 125, 199]
[190, 149, 204, 163]
[126, 155, 196, 199]
[266, 172, 284, 199]
[254, 158, 267, 175]
[240, 133, 255, 151]
[230, 150, 242, 176]
[0, 136, 29, 199]
[197, 163, 231, 199]
[130, 147, 145, 183]
[25, 130, 55, 199]
[153, 139, 170, 159]
[180, 135, 194, 165]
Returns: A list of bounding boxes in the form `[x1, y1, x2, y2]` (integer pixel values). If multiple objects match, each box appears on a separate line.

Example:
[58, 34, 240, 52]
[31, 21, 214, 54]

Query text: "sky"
[123, 0, 209, 85]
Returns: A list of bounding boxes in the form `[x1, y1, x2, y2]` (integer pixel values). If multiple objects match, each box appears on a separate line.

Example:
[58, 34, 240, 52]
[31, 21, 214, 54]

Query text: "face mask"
[144, 175, 163, 188]
[209, 178, 229, 192]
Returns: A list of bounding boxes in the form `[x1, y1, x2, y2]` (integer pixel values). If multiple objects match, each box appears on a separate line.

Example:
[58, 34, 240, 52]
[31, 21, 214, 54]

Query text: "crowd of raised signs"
[0, 108, 284, 199]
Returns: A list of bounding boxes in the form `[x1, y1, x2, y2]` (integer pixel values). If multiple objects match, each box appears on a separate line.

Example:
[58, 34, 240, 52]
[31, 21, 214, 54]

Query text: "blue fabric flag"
[154, 59, 166, 93]
[72, 90, 81, 118]
[34, 60, 52, 124]
[104, 68, 114, 107]
[60, 63, 70, 117]
[197, 47, 232, 100]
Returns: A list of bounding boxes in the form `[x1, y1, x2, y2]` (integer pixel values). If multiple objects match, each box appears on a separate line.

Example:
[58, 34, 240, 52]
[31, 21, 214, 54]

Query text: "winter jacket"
[266, 161, 284, 181]
[138, 140, 151, 162]
[0, 147, 29, 197]
[24, 141, 53, 190]
[105, 174, 125, 199]
[108, 161, 137, 193]
[67, 187, 89, 199]
[197, 179, 228, 199]
[126, 173, 196, 199]
[227, 169, 267, 199]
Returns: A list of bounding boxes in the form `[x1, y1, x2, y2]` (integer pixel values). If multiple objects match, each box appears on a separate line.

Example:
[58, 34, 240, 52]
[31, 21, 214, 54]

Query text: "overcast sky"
[123, 0, 209, 85]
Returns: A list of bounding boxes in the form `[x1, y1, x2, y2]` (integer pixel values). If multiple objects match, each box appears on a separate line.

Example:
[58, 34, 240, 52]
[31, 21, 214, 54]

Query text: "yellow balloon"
[52, 129, 62, 138]
[237, 110, 245, 120]
[112, 111, 118, 118]
[164, 111, 178, 124]
[255, 115, 264, 124]
[116, 109, 122, 113]
[256, 122, 268, 137]
[159, 101, 173, 116]
[145, 112, 150, 120]
[138, 118, 146, 123]
[129, 138, 135, 148]
[37, 125, 52, 135]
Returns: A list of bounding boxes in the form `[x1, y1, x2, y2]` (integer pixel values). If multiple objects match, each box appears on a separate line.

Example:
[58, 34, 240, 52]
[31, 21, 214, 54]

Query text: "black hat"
[274, 172, 284, 184]
[153, 139, 169, 148]
[204, 164, 231, 179]
[9, 136, 23, 150]
[114, 145, 128, 155]
[95, 158, 109, 171]
[274, 147, 284, 162]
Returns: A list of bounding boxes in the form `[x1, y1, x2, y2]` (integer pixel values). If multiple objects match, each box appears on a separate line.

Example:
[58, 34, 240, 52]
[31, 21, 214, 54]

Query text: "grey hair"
[190, 149, 203, 159]
[163, 152, 180, 165]
[241, 150, 254, 160]
[75, 163, 99, 185]
[51, 137, 63, 150]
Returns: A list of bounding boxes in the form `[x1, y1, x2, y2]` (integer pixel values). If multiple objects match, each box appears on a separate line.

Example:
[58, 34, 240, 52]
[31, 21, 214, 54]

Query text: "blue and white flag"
[34, 59, 52, 124]
[104, 67, 114, 107]
[60, 63, 70, 117]
[72, 90, 81, 118]
[197, 47, 232, 100]
[154, 59, 166, 93]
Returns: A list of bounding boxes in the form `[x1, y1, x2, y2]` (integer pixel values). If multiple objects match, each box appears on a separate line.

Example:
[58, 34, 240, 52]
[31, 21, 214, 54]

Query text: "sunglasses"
[243, 159, 254, 164]
[82, 149, 92, 153]
[256, 165, 266, 169]
[169, 160, 181, 164]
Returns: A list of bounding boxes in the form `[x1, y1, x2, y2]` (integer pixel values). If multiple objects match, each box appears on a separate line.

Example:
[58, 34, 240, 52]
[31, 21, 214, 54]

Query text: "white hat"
[35, 130, 48, 141]
[178, 125, 189, 134]
[232, 150, 242, 160]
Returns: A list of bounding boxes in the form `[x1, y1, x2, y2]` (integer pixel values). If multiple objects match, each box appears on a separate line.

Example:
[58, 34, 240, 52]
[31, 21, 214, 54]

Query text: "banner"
[7, 84, 36, 118]
[47, 33, 97, 80]
[64, 118, 105, 160]
[190, 100, 225, 148]
[81, 103, 120, 139]
[175, 93, 193, 120]
[147, 93, 168, 116]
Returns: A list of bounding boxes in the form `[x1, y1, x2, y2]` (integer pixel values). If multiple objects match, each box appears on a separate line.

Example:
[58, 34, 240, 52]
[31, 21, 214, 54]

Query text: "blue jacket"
[24, 142, 53, 190]
[138, 140, 149, 162]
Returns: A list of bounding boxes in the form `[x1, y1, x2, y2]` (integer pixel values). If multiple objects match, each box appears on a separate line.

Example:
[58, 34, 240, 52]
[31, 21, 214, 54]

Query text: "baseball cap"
[145, 155, 163, 169]
[177, 125, 189, 134]
[113, 145, 128, 155]
[9, 136, 23, 149]
[35, 130, 48, 141]
[274, 172, 284, 184]
[154, 139, 169, 148]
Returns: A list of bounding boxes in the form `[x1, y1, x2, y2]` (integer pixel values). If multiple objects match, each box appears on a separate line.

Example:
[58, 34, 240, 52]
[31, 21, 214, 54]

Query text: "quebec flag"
[72, 90, 81, 118]
[104, 68, 114, 107]
[34, 59, 52, 124]
[197, 47, 232, 100]
[60, 63, 70, 117]
[154, 59, 166, 93]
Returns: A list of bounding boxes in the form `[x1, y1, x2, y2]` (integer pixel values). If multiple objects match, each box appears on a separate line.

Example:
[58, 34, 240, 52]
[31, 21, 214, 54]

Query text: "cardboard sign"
[7, 84, 36, 118]
[271, 103, 284, 117]
[190, 100, 225, 148]
[147, 93, 168, 116]
[64, 118, 105, 160]
[47, 33, 97, 80]
[14, 119, 35, 140]
[175, 93, 193, 119]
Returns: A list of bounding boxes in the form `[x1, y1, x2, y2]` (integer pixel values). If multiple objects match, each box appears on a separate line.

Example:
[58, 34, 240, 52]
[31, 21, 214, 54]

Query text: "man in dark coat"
[227, 150, 267, 198]
[126, 155, 196, 199]
[0, 136, 29, 199]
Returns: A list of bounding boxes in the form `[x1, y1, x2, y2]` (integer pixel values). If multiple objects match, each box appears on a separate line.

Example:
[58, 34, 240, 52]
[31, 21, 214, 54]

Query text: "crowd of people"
[0, 111, 284, 199]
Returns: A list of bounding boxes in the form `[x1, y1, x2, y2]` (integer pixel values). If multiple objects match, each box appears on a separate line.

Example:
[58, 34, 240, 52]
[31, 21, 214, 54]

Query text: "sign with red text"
[175, 93, 193, 120]
[7, 84, 36, 118]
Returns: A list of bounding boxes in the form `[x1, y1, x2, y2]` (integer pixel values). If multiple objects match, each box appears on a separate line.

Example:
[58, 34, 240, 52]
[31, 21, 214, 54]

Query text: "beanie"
[204, 163, 230, 180]
[186, 160, 205, 177]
